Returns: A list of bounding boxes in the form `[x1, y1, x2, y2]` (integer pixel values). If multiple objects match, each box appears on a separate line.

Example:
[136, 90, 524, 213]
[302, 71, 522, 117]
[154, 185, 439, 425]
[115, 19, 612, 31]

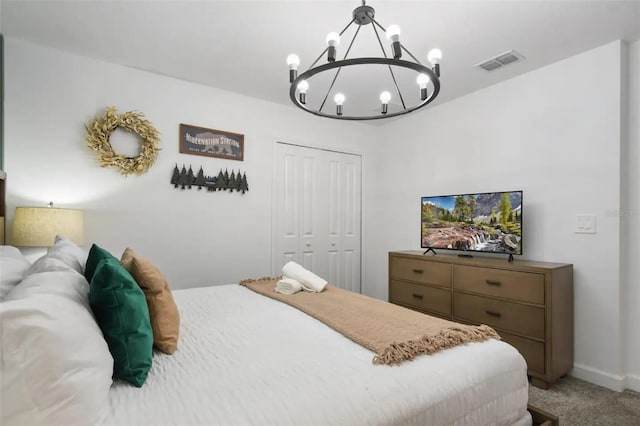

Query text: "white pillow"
[5, 269, 89, 308]
[25, 256, 76, 277]
[54, 235, 88, 271]
[35, 235, 88, 275]
[0, 270, 113, 426]
[0, 246, 31, 301]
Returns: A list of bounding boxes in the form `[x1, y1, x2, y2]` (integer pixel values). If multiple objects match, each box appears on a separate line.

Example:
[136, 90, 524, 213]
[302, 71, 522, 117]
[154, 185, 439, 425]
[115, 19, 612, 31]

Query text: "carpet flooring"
[528, 376, 640, 425]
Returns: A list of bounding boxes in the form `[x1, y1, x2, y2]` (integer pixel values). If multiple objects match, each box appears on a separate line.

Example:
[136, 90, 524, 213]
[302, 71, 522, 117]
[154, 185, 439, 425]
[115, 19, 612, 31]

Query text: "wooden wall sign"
[179, 124, 244, 161]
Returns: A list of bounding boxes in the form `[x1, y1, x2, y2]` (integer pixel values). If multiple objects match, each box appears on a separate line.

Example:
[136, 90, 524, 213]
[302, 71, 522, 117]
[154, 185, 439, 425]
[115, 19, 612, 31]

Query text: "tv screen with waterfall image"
[421, 190, 523, 255]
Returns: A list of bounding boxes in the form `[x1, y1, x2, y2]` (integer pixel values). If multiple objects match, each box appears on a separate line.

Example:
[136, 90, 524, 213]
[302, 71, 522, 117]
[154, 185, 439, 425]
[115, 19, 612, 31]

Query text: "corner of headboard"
[0, 170, 6, 244]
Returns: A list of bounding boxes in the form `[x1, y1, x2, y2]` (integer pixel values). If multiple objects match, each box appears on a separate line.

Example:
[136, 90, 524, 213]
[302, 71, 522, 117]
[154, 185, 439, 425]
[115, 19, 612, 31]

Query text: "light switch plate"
[575, 214, 596, 234]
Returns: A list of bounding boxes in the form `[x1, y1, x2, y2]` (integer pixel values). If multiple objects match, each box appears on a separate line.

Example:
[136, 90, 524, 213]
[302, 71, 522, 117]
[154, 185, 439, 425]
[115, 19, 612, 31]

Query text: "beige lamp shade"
[12, 207, 84, 247]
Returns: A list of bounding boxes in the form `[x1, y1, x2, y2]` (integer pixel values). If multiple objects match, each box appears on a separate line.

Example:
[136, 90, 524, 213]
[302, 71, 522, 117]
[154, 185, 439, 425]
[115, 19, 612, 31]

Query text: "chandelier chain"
[371, 19, 407, 110]
[319, 24, 362, 113]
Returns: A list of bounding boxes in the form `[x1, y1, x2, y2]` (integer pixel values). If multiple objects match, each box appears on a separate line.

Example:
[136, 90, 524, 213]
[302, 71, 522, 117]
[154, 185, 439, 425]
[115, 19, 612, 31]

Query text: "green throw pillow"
[85, 244, 118, 282]
[89, 257, 153, 387]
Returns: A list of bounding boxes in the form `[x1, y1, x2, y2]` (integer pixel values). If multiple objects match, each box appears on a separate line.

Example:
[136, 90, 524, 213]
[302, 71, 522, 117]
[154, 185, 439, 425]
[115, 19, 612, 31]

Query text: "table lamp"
[12, 203, 84, 247]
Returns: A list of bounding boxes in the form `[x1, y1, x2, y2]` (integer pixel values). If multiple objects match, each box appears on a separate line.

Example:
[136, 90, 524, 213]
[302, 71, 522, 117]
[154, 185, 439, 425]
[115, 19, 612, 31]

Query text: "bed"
[1, 241, 531, 426]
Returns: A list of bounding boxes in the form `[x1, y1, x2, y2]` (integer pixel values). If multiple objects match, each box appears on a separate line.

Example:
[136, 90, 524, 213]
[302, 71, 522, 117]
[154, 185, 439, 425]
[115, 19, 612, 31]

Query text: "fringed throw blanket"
[240, 277, 500, 365]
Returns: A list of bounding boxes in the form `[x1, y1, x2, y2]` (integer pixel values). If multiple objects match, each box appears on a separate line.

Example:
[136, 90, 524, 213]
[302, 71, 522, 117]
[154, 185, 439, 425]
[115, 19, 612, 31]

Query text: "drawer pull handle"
[486, 280, 501, 286]
[412, 293, 424, 300]
[486, 310, 501, 318]
[412, 269, 424, 274]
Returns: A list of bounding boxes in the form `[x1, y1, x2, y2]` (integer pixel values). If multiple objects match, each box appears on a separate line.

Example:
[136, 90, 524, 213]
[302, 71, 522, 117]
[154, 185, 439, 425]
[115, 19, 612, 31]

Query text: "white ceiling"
[2, 0, 639, 120]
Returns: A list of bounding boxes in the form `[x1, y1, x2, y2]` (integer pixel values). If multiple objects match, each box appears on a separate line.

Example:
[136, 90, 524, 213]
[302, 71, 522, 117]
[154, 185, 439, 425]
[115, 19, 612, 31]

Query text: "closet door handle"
[485, 280, 501, 286]
[412, 269, 424, 274]
[486, 310, 501, 318]
[412, 293, 424, 300]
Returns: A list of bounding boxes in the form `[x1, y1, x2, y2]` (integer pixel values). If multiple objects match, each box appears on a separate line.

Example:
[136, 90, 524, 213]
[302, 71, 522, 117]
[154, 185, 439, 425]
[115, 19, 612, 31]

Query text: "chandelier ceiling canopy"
[287, 1, 442, 121]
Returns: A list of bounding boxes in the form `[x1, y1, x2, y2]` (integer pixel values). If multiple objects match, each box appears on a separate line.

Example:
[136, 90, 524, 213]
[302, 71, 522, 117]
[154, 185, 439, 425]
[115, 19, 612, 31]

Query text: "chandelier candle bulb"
[386, 25, 402, 59]
[326, 32, 340, 62]
[334, 93, 345, 116]
[379, 91, 391, 114]
[297, 80, 309, 104]
[287, 54, 300, 82]
[417, 73, 430, 100]
[428, 48, 442, 77]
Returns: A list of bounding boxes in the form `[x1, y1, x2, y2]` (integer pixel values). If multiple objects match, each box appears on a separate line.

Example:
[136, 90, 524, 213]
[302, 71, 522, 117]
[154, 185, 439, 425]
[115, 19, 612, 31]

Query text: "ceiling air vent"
[476, 50, 524, 72]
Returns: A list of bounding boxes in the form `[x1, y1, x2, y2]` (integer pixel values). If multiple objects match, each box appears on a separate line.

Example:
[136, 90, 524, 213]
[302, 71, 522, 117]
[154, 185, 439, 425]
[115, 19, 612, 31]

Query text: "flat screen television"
[421, 190, 523, 255]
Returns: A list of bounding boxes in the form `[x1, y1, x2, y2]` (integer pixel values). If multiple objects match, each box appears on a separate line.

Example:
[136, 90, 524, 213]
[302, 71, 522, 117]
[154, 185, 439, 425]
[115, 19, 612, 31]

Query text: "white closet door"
[273, 143, 362, 293]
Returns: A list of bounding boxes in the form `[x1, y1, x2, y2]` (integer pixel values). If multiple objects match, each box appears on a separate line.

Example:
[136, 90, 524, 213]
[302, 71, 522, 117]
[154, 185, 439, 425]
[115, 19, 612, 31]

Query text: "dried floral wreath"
[86, 106, 161, 176]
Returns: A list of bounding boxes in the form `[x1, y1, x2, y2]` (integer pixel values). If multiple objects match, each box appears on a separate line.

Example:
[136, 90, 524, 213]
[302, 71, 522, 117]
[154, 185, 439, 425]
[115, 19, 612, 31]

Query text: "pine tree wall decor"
[170, 164, 249, 194]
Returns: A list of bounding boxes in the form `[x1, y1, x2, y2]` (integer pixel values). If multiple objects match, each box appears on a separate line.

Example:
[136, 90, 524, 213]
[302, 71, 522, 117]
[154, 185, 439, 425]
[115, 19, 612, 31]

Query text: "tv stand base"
[423, 248, 437, 255]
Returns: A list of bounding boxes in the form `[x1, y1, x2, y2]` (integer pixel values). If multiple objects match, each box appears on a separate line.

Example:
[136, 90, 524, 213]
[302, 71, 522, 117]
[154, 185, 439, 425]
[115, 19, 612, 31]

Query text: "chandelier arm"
[370, 18, 389, 59]
[371, 20, 407, 110]
[399, 45, 423, 65]
[338, 17, 355, 37]
[387, 65, 407, 110]
[342, 24, 362, 61]
[371, 17, 423, 65]
[306, 19, 355, 72]
[319, 24, 362, 113]
[307, 48, 330, 73]
[318, 70, 341, 113]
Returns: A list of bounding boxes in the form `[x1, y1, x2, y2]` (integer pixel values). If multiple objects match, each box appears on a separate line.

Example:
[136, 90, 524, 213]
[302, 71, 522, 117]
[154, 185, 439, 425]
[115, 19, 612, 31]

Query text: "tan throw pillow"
[121, 248, 180, 354]
[120, 247, 136, 272]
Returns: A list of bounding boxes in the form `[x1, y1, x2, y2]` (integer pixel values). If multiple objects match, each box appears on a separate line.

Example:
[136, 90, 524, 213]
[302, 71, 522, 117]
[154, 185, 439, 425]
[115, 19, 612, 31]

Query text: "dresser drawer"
[390, 280, 451, 316]
[453, 265, 544, 304]
[499, 331, 545, 374]
[453, 292, 544, 339]
[390, 257, 451, 288]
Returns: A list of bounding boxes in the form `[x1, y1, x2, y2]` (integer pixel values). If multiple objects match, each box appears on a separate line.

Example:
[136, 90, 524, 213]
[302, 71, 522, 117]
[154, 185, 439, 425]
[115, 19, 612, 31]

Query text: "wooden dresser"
[388, 250, 573, 389]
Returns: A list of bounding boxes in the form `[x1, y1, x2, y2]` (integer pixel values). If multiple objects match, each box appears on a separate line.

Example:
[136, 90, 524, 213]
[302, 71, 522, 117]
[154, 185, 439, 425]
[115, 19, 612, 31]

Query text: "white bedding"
[103, 285, 531, 426]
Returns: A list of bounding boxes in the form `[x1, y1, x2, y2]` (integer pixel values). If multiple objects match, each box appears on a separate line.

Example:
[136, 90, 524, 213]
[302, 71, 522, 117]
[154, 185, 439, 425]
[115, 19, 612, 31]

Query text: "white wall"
[364, 41, 633, 391]
[622, 39, 640, 391]
[4, 37, 375, 288]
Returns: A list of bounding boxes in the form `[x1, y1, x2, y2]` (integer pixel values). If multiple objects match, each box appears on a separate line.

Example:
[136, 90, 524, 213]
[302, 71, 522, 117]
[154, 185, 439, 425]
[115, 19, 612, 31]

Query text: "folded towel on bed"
[275, 277, 303, 295]
[282, 261, 328, 293]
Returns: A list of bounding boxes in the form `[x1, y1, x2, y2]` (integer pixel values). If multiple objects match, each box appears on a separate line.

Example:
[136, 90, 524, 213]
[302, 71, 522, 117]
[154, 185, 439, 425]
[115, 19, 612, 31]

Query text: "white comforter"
[103, 285, 530, 426]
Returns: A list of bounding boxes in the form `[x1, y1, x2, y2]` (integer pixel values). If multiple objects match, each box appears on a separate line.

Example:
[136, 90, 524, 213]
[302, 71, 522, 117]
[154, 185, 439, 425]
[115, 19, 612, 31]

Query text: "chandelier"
[287, 1, 442, 121]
